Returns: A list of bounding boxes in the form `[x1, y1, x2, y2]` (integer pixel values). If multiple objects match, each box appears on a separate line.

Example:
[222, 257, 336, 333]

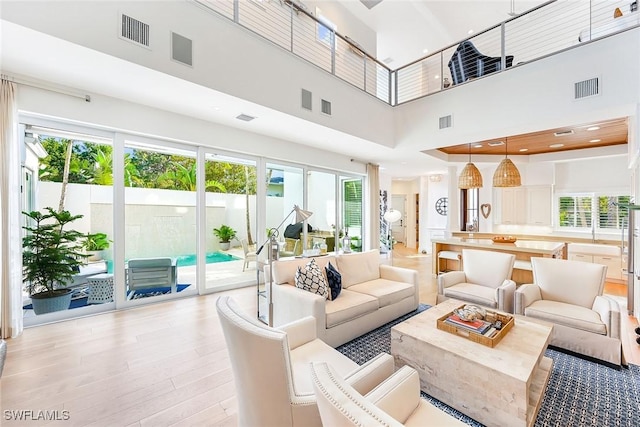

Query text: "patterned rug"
[336, 304, 640, 427]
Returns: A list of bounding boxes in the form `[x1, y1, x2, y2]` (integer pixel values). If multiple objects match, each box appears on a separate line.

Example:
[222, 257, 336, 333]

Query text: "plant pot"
[220, 242, 231, 251]
[30, 289, 73, 315]
[87, 250, 103, 261]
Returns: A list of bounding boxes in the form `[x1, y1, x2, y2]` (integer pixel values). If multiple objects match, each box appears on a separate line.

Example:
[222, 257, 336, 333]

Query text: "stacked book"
[444, 314, 498, 338]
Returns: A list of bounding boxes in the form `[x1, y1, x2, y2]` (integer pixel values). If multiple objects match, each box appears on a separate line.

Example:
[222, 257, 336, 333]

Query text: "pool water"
[176, 252, 241, 267]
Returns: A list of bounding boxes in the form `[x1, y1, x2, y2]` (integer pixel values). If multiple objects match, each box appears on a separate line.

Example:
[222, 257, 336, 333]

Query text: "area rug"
[336, 305, 640, 427]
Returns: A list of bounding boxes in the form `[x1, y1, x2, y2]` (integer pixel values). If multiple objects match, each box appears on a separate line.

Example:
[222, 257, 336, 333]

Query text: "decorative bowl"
[453, 308, 480, 322]
[464, 304, 486, 319]
[492, 236, 517, 244]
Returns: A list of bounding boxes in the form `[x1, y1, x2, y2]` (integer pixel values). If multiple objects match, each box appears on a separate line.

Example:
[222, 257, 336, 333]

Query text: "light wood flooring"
[1, 245, 638, 426]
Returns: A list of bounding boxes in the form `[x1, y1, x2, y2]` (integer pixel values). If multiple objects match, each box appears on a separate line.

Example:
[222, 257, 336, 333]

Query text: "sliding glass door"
[122, 138, 198, 305]
[201, 151, 257, 293]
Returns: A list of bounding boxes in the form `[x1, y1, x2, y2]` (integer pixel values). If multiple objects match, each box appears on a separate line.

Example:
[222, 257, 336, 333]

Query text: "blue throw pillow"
[325, 262, 342, 300]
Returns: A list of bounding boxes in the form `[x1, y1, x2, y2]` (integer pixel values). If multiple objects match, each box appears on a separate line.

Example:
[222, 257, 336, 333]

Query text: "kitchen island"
[432, 238, 567, 284]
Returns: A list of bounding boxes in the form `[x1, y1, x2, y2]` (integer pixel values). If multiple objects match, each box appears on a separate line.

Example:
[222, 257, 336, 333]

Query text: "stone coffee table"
[391, 299, 553, 427]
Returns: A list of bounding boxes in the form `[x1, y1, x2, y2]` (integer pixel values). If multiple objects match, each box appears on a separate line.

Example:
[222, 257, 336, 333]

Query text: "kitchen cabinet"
[527, 186, 552, 226]
[593, 255, 623, 280]
[569, 252, 623, 280]
[500, 187, 527, 225]
[495, 186, 551, 226]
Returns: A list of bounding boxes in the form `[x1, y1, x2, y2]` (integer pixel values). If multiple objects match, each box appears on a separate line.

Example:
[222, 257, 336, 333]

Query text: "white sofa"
[270, 249, 419, 347]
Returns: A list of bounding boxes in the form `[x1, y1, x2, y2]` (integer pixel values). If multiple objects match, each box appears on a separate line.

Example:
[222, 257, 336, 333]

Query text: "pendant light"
[492, 138, 521, 187]
[458, 143, 483, 189]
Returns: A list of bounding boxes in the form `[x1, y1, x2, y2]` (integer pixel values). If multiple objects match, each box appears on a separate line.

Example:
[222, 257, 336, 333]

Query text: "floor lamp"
[256, 204, 313, 326]
[383, 209, 402, 260]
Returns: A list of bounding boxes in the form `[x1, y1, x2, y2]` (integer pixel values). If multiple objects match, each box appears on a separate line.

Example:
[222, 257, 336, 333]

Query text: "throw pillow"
[295, 258, 329, 299]
[325, 262, 342, 301]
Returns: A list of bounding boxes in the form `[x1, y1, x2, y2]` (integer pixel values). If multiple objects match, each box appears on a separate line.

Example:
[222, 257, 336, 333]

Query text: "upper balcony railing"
[195, 0, 640, 106]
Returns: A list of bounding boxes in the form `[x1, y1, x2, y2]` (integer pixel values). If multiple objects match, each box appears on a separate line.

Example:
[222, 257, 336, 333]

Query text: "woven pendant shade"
[493, 158, 521, 187]
[458, 143, 483, 189]
[458, 162, 483, 189]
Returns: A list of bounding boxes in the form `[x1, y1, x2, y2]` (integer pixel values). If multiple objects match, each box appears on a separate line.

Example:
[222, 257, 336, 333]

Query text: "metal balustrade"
[195, 0, 640, 106]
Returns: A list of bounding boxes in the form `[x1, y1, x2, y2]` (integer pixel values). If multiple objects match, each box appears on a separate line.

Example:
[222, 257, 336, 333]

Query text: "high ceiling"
[1, 1, 627, 181]
[340, 0, 548, 67]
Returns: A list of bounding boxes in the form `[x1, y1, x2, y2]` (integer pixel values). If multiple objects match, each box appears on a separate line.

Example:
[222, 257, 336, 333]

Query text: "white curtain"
[1, 78, 23, 338]
[367, 163, 380, 250]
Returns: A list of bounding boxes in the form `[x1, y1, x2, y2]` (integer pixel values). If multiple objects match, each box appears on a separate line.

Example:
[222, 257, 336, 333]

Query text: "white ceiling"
[340, 0, 547, 67]
[0, 0, 576, 180]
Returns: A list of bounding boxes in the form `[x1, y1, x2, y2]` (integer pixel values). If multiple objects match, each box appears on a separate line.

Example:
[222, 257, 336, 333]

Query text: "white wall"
[1, 0, 394, 148]
[555, 156, 630, 193]
[17, 86, 364, 176]
[395, 29, 640, 152]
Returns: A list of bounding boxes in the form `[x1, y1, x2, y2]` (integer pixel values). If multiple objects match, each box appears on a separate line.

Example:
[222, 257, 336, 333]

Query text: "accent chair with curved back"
[515, 257, 625, 366]
[447, 40, 514, 85]
[437, 249, 516, 312]
[310, 361, 467, 426]
[215, 296, 396, 427]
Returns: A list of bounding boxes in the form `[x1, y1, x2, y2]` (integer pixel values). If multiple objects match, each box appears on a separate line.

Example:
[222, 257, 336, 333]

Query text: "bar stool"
[87, 273, 114, 304]
[437, 251, 462, 274]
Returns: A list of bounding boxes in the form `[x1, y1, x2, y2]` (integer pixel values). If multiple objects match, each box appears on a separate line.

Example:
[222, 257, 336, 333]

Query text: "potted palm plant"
[22, 208, 86, 315]
[213, 224, 237, 250]
[83, 232, 110, 261]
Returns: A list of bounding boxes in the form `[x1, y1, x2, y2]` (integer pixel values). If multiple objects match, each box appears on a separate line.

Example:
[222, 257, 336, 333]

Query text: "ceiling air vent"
[171, 32, 193, 66]
[301, 89, 312, 111]
[321, 99, 332, 116]
[236, 114, 256, 122]
[120, 14, 150, 47]
[574, 77, 599, 99]
[554, 130, 575, 137]
[439, 115, 452, 129]
[360, 0, 384, 10]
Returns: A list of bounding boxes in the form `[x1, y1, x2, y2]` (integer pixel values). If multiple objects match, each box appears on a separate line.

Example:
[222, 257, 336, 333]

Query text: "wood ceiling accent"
[438, 118, 628, 156]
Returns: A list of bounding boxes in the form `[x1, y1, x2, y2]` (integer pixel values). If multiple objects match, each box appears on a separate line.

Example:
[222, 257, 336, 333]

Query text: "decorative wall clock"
[435, 197, 448, 216]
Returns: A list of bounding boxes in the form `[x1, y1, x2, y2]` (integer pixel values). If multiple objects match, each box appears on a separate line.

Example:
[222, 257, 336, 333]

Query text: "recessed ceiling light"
[467, 29, 474, 35]
[473, 144, 483, 148]
[422, 48, 429, 54]
[549, 143, 564, 148]
[434, 75, 440, 79]
[488, 141, 504, 146]
[590, 139, 601, 143]
[587, 126, 600, 131]
[212, 106, 221, 111]
[519, 148, 529, 152]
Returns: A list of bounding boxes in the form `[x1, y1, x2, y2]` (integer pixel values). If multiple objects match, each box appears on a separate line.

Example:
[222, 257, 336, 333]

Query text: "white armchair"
[437, 249, 516, 312]
[310, 361, 466, 426]
[216, 296, 396, 427]
[515, 257, 625, 367]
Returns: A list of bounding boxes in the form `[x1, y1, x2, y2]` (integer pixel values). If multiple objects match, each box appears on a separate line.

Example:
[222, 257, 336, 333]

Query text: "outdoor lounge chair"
[126, 257, 177, 295]
[241, 238, 257, 272]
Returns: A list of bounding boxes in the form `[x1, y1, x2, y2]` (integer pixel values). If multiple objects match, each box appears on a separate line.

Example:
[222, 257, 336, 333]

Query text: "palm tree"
[159, 162, 226, 192]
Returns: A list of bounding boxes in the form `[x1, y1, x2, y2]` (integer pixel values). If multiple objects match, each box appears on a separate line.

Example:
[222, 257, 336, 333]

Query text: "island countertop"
[431, 238, 566, 255]
[432, 238, 567, 283]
